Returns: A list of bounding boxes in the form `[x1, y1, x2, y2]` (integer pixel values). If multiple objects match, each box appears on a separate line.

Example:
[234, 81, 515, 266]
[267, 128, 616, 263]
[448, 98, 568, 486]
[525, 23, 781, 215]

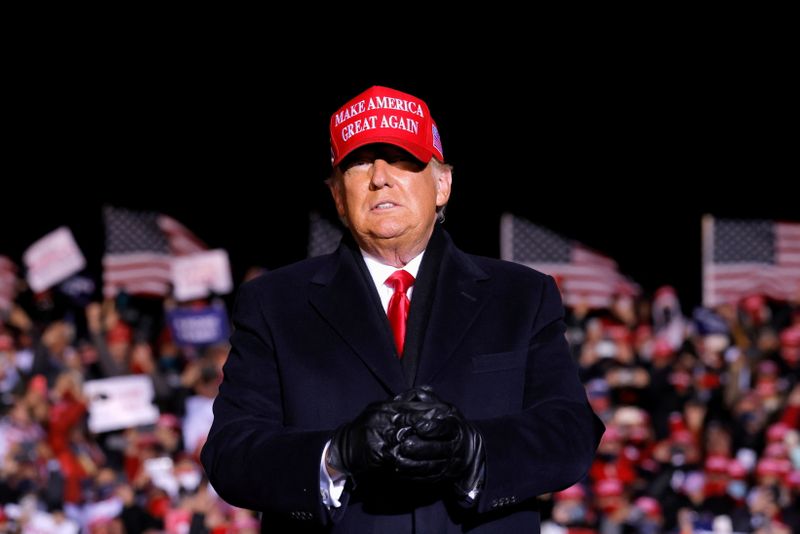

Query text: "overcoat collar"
[309, 227, 490, 395]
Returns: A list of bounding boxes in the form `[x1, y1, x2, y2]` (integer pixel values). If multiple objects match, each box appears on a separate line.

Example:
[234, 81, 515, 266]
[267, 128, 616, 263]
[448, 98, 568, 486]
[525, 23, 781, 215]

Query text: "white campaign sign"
[84, 375, 159, 433]
[23, 226, 86, 292]
[171, 249, 233, 301]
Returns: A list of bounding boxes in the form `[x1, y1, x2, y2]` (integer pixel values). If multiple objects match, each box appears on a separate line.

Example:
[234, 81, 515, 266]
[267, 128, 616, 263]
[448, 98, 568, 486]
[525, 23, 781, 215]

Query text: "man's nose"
[370, 159, 393, 189]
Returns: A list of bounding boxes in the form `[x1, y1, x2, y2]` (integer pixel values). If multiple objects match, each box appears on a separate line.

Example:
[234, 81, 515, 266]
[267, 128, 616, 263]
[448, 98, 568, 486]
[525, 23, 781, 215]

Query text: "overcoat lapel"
[308, 240, 407, 395]
[414, 232, 491, 386]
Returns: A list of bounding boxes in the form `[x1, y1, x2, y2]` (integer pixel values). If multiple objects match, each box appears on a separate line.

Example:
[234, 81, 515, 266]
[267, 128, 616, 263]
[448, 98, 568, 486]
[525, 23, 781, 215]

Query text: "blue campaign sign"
[167, 306, 230, 346]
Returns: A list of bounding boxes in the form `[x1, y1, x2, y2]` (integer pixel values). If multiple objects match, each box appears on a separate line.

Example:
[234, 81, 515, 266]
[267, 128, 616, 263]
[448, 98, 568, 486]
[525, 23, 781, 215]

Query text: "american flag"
[103, 206, 206, 298]
[702, 215, 800, 307]
[500, 213, 639, 309]
[308, 211, 343, 257]
[432, 123, 443, 158]
[0, 255, 18, 314]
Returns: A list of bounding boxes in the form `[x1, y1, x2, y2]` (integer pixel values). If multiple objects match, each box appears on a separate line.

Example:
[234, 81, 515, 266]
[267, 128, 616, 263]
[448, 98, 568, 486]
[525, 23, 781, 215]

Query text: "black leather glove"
[390, 387, 485, 499]
[327, 399, 402, 479]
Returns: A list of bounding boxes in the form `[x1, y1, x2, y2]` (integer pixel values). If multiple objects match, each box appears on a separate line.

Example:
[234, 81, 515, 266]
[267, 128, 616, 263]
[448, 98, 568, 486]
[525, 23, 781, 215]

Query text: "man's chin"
[366, 224, 408, 242]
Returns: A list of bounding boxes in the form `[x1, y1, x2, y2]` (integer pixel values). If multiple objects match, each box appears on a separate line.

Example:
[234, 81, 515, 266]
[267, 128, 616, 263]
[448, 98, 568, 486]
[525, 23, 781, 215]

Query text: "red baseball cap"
[704, 455, 730, 473]
[555, 483, 586, 501]
[594, 478, 623, 497]
[727, 460, 747, 479]
[329, 86, 444, 167]
[780, 325, 800, 347]
[634, 496, 662, 518]
[0, 333, 13, 351]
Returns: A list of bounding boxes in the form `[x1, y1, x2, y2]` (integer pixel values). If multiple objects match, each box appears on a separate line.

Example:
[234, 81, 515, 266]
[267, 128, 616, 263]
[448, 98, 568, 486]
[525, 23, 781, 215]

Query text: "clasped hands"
[328, 386, 483, 497]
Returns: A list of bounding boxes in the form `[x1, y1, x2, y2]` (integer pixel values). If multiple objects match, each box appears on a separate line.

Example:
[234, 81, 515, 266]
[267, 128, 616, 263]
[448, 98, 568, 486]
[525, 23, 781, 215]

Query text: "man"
[201, 85, 604, 533]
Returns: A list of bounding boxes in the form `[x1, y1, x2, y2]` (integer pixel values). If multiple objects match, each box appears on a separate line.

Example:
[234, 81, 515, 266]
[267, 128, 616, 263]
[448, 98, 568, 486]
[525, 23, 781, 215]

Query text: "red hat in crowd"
[671, 429, 695, 446]
[654, 286, 677, 301]
[704, 455, 730, 474]
[329, 86, 444, 167]
[767, 422, 789, 443]
[0, 333, 13, 351]
[599, 424, 621, 445]
[604, 323, 630, 341]
[782, 325, 800, 347]
[764, 442, 788, 459]
[594, 478, 623, 497]
[555, 483, 586, 501]
[652, 337, 675, 360]
[727, 459, 747, 479]
[157, 413, 180, 430]
[107, 321, 132, 344]
[780, 325, 800, 363]
[741, 294, 765, 314]
[634, 496, 662, 518]
[756, 457, 792, 478]
[28, 374, 48, 396]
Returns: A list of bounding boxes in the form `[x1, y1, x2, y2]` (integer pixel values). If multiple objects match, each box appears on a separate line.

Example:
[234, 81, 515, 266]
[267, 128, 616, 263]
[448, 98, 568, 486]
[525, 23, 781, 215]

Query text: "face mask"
[566, 504, 586, 524]
[670, 447, 686, 467]
[178, 470, 202, 491]
[790, 446, 800, 469]
[727, 480, 747, 500]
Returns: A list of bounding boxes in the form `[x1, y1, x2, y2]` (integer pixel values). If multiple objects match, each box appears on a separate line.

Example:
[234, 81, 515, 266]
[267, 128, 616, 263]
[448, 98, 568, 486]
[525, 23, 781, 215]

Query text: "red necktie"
[385, 270, 415, 357]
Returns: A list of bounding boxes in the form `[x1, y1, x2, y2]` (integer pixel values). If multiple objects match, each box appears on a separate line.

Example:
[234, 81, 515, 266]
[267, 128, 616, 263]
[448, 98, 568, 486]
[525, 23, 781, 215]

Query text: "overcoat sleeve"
[200, 281, 335, 524]
[472, 276, 604, 513]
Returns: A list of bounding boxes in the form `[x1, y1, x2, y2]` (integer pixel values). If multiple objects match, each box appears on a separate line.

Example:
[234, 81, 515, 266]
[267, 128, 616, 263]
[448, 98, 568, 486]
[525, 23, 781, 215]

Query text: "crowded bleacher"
[1, 213, 799, 533]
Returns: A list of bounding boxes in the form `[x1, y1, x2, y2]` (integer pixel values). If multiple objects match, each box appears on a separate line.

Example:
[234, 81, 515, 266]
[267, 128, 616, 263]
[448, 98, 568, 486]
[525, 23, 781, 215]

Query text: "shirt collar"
[361, 249, 425, 289]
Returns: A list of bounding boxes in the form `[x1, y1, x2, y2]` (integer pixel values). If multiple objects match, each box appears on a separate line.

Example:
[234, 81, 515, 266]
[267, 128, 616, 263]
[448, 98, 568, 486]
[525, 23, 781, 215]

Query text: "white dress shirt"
[319, 249, 425, 508]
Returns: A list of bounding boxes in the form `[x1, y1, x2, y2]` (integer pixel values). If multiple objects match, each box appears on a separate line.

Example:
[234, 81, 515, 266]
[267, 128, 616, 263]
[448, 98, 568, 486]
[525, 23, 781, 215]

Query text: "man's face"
[330, 144, 451, 253]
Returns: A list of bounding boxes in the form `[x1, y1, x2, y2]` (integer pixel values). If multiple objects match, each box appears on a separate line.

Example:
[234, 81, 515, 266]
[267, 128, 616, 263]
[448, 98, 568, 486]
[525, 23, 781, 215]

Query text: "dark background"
[3, 52, 795, 310]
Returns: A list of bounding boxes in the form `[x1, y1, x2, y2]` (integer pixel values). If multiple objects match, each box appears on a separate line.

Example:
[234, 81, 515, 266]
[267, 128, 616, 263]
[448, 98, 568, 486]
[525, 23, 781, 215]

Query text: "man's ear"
[435, 167, 452, 208]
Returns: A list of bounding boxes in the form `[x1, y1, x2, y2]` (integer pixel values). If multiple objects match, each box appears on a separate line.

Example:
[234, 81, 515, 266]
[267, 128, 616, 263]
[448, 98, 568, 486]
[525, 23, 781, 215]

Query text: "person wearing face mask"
[725, 459, 749, 504]
[174, 455, 203, 494]
[201, 85, 604, 533]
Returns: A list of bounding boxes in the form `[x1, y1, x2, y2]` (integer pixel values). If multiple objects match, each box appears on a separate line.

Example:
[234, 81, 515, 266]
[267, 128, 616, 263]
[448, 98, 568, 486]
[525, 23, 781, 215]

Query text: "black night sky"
[4, 50, 796, 310]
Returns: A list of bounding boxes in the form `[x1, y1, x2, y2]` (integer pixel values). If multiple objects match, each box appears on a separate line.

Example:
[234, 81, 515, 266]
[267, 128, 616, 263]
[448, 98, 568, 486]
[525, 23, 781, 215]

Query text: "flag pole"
[701, 214, 714, 308]
[499, 213, 513, 261]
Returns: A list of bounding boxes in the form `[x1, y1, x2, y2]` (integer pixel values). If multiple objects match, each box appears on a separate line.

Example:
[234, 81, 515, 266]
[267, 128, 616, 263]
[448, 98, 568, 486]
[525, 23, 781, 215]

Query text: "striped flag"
[702, 215, 800, 307]
[432, 123, 443, 158]
[308, 212, 343, 257]
[103, 206, 206, 298]
[0, 255, 18, 314]
[500, 213, 639, 309]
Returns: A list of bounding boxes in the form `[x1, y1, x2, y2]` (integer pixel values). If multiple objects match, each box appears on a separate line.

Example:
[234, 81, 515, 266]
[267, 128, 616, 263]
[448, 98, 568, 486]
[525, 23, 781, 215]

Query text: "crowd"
[1, 266, 799, 532]
[548, 289, 800, 533]
[0, 286, 256, 533]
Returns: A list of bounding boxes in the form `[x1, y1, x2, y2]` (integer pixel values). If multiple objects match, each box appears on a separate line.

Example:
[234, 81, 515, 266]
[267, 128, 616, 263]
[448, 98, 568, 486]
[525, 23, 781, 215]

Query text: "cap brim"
[333, 135, 434, 168]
